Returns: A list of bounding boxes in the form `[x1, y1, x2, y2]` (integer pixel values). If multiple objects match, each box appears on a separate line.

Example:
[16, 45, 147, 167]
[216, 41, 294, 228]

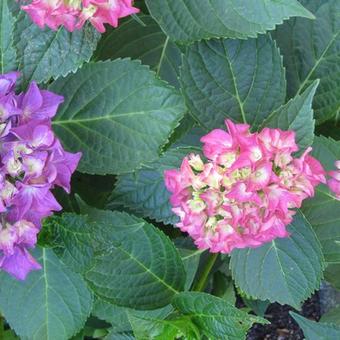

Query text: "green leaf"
[172, 127, 205, 149]
[3, 330, 19, 340]
[94, 15, 182, 88]
[242, 297, 270, 318]
[261, 80, 318, 150]
[230, 211, 325, 309]
[105, 332, 135, 340]
[180, 35, 286, 130]
[163, 114, 196, 150]
[324, 263, 340, 290]
[290, 312, 340, 340]
[0, 248, 93, 340]
[0, 0, 16, 73]
[107, 147, 198, 224]
[128, 314, 200, 340]
[145, 0, 314, 44]
[172, 292, 267, 339]
[50, 60, 185, 175]
[46, 213, 95, 273]
[212, 272, 237, 306]
[92, 298, 172, 334]
[274, 0, 340, 124]
[302, 136, 340, 263]
[83, 208, 186, 309]
[13, 13, 100, 85]
[321, 306, 340, 326]
[180, 248, 203, 290]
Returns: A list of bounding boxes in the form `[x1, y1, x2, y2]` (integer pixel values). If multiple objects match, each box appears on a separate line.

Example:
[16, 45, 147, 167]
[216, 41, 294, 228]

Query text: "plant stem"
[0, 315, 4, 339]
[193, 253, 219, 292]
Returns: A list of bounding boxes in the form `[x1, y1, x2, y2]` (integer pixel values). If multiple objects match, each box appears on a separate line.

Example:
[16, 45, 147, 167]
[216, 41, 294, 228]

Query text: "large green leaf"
[290, 312, 340, 339]
[0, 248, 92, 340]
[261, 80, 318, 150]
[83, 208, 186, 309]
[50, 60, 185, 175]
[172, 292, 267, 339]
[107, 147, 198, 225]
[180, 35, 286, 130]
[13, 13, 100, 85]
[94, 15, 182, 88]
[0, 0, 16, 73]
[274, 0, 340, 124]
[230, 211, 325, 309]
[145, 0, 313, 44]
[45, 213, 95, 273]
[302, 136, 340, 263]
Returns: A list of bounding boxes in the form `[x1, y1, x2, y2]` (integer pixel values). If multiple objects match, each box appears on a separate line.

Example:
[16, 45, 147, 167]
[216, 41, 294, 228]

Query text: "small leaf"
[274, 0, 340, 123]
[230, 211, 325, 309]
[0, 248, 93, 340]
[262, 80, 318, 150]
[95, 15, 182, 88]
[14, 13, 100, 85]
[83, 208, 186, 309]
[172, 292, 268, 339]
[321, 306, 340, 326]
[145, 0, 314, 43]
[290, 312, 340, 339]
[242, 297, 270, 318]
[50, 60, 185, 175]
[180, 35, 286, 130]
[0, 0, 17, 73]
[107, 147, 198, 224]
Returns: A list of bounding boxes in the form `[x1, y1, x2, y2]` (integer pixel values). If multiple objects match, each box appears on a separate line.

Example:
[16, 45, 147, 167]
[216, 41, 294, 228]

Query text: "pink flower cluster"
[165, 120, 326, 253]
[21, 0, 139, 33]
[0, 72, 81, 280]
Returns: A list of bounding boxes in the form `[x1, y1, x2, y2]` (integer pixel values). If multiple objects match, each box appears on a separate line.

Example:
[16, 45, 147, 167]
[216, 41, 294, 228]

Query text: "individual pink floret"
[328, 161, 340, 200]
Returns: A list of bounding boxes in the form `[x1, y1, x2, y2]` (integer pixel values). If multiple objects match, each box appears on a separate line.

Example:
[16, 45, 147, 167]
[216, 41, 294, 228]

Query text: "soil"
[246, 293, 321, 340]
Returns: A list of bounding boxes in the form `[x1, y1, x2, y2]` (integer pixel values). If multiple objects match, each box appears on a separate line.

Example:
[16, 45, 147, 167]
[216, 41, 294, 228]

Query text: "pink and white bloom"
[165, 120, 327, 254]
[21, 0, 139, 33]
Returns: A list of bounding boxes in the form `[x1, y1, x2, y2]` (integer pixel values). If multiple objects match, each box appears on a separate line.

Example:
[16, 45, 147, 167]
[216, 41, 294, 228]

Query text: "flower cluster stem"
[193, 253, 219, 292]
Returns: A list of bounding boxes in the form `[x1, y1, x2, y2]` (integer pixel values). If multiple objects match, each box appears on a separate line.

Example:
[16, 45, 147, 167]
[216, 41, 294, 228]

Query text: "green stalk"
[193, 253, 218, 292]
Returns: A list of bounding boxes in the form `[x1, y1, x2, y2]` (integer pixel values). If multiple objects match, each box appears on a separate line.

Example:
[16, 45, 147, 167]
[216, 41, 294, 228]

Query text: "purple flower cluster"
[0, 72, 81, 280]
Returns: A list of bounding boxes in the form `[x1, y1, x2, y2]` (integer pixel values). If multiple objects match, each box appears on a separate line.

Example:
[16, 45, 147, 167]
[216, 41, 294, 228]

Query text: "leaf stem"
[193, 253, 218, 292]
[0, 315, 4, 339]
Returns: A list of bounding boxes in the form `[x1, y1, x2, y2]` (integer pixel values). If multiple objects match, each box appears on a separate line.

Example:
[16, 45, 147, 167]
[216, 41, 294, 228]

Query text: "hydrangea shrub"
[0, 0, 339, 339]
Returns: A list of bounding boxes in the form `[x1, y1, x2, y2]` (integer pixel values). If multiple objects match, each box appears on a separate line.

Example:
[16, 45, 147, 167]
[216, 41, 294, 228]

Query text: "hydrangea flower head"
[21, 0, 139, 32]
[165, 120, 326, 253]
[0, 72, 81, 280]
